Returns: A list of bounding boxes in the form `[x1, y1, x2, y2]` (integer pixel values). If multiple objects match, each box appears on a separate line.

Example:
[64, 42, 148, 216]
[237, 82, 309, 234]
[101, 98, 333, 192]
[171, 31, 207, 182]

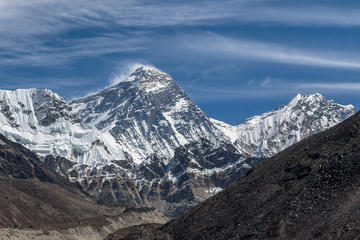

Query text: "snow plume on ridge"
[109, 62, 163, 86]
[75, 62, 162, 99]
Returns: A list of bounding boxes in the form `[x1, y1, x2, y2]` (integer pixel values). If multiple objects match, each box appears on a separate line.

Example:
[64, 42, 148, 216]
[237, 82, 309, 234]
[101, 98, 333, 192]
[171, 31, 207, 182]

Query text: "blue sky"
[1, 0, 360, 124]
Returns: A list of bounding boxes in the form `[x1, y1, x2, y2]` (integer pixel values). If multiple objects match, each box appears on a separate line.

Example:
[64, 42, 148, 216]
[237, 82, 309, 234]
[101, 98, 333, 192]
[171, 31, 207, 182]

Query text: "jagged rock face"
[0, 66, 355, 217]
[213, 93, 355, 158]
[152, 140, 257, 216]
[44, 155, 77, 178]
[44, 139, 251, 217]
[71, 66, 227, 163]
[0, 88, 126, 166]
[0, 89, 80, 129]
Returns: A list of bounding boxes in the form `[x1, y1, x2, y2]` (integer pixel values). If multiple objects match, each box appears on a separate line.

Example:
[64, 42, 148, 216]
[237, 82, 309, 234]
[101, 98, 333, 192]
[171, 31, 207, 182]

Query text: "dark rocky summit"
[109, 111, 360, 239]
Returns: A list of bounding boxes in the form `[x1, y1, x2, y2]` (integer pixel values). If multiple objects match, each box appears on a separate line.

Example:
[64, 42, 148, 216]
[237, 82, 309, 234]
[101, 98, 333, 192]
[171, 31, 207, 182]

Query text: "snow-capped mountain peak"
[130, 66, 167, 79]
[213, 93, 355, 158]
[129, 66, 173, 93]
[0, 88, 78, 130]
[288, 92, 352, 110]
[0, 87, 127, 167]
[112, 66, 170, 86]
[71, 67, 227, 163]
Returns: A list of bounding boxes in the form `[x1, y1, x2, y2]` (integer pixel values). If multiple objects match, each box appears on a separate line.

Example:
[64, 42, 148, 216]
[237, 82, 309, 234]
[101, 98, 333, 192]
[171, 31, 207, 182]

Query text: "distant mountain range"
[0, 66, 355, 216]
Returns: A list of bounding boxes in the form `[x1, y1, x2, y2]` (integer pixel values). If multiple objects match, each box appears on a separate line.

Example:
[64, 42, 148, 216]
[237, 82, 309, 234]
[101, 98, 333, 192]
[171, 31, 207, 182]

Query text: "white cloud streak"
[0, 0, 243, 37]
[0, 77, 89, 89]
[0, 1, 360, 39]
[184, 34, 360, 70]
[1, 33, 148, 66]
[1, 1, 360, 72]
[261, 77, 272, 88]
[298, 82, 360, 91]
[243, 6, 360, 27]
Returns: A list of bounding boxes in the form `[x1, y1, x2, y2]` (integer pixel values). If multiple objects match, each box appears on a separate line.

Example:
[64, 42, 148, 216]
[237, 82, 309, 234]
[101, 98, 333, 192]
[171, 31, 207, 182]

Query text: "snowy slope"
[212, 93, 355, 158]
[70, 66, 228, 164]
[0, 88, 127, 168]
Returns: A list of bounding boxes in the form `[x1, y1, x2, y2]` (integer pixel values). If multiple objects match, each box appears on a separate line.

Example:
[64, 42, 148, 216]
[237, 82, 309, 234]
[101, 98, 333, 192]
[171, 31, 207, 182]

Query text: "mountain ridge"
[0, 66, 355, 216]
[213, 92, 355, 158]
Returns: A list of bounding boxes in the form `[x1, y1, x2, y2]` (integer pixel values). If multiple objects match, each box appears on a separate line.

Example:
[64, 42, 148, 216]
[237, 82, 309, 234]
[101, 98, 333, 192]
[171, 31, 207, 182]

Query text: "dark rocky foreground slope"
[0, 133, 104, 229]
[0, 134, 167, 239]
[108, 111, 360, 240]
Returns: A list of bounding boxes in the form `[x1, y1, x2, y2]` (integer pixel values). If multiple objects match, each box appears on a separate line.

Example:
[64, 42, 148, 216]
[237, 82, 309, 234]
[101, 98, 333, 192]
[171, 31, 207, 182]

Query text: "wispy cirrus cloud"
[1, 0, 244, 66]
[0, 33, 148, 66]
[2, 1, 360, 68]
[261, 78, 272, 88]
[183, 34, 360, 70]
[298, 82, 360, 91]
[1, 1, 360, 39]
[0, 77, 89, 89]
[242, 6, 360, 27]
[0, 0, 246, 37]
